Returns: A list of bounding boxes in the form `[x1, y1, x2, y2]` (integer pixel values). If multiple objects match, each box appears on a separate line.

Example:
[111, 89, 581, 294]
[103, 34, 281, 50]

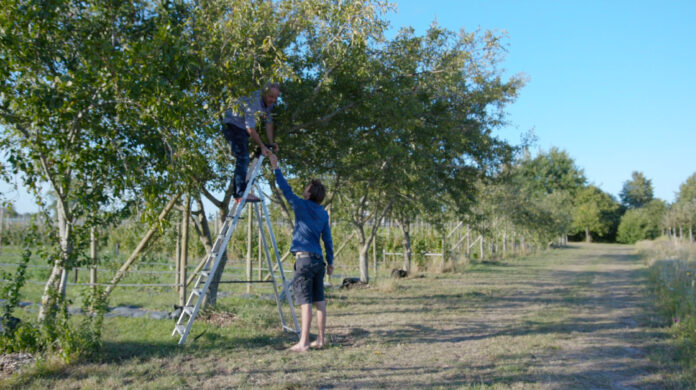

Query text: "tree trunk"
[399, 218, 412, 273]
[502, 230, 507, 258]
[90, 226, 97, 295]
[372, 235, 377, 278]
[0, 207, 4, 255]
[466, 227, 471, 258]
[191, 197, 214, 252]
[585, 227, 591, 243]
[357, 226, 369, 283]
[480, 235, 484, 260]
[207, 204, 233, 306]
[179, 196, 190, 307]
[175, 211, 182, 303]
[355, 202, 392, 284]
[39, 201, 72, 321]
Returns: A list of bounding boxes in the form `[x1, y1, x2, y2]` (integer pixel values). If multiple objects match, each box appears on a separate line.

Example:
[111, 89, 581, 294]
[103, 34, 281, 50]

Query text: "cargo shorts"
[292, 253, 325, 305]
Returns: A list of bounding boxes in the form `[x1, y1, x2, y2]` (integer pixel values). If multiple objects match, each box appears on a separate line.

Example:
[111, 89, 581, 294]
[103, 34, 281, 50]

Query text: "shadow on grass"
[97, 331, 296, 363]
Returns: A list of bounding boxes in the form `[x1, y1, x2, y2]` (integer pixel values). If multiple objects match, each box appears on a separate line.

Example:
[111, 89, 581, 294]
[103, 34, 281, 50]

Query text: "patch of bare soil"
[199, 310, 236, 327]
[0, 352, 35, 376]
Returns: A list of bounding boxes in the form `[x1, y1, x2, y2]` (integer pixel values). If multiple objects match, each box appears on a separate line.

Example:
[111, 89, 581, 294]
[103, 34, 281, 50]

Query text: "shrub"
[617, 202, 664, 244]
[0, 225, 107, 362]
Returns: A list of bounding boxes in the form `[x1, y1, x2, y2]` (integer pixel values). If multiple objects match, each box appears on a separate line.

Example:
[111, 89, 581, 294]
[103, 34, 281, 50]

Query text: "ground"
[1, 243, 689, 389]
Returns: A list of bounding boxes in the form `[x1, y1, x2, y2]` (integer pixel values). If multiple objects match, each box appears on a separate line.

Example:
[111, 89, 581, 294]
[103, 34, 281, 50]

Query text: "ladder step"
[183, 306, 195, 316]
[192, 288, 202, 296]
[201, 271, 209, 278]
[173, 325, 186, 336]
[282, 324, 299, 333]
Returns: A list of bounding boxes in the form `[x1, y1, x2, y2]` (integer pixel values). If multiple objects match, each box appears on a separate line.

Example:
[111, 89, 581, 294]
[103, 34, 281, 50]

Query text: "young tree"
[620, 171, 654, 209]
[0, 1, 202, 320]
[572, 186, 620, 243]
[277, 24, 523, 282]
[186, 0, 392, 302]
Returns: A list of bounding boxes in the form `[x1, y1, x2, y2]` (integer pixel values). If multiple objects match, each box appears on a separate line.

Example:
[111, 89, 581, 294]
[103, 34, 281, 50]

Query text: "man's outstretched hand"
[268, 153, 279, 169]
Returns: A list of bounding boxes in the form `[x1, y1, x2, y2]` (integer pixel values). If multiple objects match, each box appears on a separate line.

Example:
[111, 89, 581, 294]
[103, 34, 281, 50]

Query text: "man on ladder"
[222, 82, 280, 202]
[269, 154, 334, 352]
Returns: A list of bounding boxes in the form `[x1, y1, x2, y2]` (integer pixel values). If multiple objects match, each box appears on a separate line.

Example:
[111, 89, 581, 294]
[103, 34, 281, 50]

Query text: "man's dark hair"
[308, 179, 326, 204]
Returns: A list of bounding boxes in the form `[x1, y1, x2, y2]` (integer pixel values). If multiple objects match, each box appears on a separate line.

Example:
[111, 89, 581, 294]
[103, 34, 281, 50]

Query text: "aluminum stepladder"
[172, 155, 300, 345]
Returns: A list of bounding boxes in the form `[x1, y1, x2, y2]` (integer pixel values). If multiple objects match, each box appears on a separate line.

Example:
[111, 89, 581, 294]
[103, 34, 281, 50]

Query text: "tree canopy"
[620, 171, 654, 209]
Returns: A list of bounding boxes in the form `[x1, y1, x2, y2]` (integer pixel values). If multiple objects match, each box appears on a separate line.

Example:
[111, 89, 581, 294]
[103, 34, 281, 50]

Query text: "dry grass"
[2, 243, 692, 389]
[636, 236, 696, 265]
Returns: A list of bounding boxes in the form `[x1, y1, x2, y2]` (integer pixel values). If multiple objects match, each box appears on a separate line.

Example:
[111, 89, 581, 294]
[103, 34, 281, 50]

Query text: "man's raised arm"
[269, 154, 301, 206]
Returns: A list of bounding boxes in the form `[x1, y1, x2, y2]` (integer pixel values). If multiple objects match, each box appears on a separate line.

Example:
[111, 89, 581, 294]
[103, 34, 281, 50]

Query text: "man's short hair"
[263, 82, 281, 95]
[308, 179, 326, 204]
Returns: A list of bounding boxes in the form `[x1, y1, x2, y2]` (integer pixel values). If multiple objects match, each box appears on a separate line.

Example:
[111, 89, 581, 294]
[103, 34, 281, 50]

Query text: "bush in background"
[617, 200, 666, 244]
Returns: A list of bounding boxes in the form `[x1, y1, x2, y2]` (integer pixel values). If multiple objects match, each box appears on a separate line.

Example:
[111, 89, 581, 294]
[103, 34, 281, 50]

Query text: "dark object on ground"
[391, 269, 408, 278]
[170, 305, 183, 320]
[341, 278, 367, 289]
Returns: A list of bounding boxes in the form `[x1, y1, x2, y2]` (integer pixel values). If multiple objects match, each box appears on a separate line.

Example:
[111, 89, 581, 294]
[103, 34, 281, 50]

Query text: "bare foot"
[288, 343, 309, 352]
[310, 340, 325, 349]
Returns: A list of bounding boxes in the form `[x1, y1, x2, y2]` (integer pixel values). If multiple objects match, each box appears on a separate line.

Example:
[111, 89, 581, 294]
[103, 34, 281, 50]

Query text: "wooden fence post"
[258, 220, 263, 280]
[372, 235, 377, 278]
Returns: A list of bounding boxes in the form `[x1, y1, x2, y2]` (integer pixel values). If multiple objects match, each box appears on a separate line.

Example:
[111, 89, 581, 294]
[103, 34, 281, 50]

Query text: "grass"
[1, 243, 693, 388]
[637, 237, 696, 382]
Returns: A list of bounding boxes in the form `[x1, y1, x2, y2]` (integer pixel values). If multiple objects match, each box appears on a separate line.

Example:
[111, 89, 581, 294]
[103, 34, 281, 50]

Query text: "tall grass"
[638, 237, 696, 372]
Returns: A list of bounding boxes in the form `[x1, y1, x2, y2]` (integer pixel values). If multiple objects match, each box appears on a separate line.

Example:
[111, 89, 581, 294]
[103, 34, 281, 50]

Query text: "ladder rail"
[253, 202, 292, 333]
[259, 190, 300, 333]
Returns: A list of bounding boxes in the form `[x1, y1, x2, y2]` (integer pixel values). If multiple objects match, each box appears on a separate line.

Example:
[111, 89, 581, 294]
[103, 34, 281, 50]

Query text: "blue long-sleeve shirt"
[274, 168, 334, 265]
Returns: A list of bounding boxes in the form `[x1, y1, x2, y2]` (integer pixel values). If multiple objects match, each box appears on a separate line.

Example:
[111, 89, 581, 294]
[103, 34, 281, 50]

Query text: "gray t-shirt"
[222, 90, 274, 129]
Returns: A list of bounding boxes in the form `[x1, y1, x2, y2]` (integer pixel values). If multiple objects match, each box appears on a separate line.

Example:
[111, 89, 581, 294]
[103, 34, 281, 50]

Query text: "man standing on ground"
[222, 83, 280, 202]
[268, 154, 334, 352]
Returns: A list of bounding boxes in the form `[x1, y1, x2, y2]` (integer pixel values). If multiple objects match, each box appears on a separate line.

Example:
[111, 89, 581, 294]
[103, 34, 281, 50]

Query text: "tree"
[620, 171, 654, 209]
[0, 1, 201, 321]
[572, 186, 620, 242]
[275, 23, 523, 282]
[617, 199, 666, 243]
[184, 0, 392, 302]
[518, 147, 586, 196]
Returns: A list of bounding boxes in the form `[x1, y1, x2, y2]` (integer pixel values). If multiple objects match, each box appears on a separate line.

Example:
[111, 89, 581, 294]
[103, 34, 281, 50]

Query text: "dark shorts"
[293, 254, 325, 305]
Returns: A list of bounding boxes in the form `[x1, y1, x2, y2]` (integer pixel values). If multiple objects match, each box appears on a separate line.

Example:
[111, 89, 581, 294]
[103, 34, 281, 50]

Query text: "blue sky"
[2, 1, 694, 213]
[385, 0, 695, 203]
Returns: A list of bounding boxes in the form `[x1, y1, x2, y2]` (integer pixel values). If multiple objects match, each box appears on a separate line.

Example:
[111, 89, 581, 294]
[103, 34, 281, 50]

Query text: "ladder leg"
[254, 202, 296, 335]
[259, 190, 300, 334]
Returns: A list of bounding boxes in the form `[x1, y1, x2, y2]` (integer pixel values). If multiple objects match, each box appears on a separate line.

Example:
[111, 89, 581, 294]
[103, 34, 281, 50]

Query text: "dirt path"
[7, 243, 686, 389]
[295, 243, 681, 389]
